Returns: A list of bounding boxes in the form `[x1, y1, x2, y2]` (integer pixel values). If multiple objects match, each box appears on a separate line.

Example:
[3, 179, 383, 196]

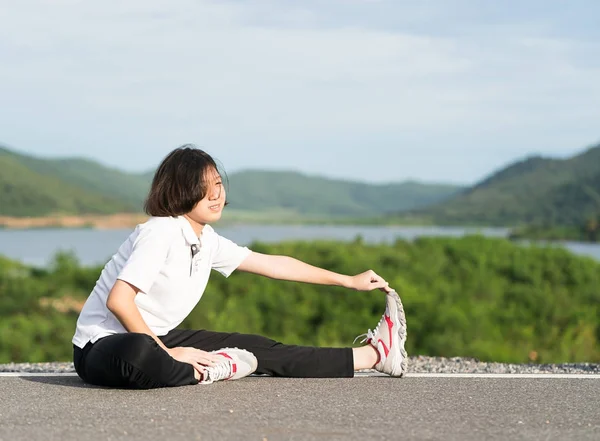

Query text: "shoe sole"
[387, 290, 408, 377]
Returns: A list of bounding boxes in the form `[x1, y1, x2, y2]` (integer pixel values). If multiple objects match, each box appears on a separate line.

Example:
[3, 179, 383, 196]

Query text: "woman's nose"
[209, 185, 222, 200]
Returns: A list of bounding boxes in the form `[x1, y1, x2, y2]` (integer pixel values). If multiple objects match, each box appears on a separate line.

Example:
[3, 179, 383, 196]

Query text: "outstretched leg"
[160, 329, 355, 377]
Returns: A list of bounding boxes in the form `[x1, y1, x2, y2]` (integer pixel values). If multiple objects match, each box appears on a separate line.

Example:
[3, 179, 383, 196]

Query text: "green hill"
[225, 170, 462, 217]
[7, 141, 600, 225]
[0, 145, 462, 218]
[414, 143, 600, 226]
[0, 149, 134, 216]
[0, 147, 149, 208]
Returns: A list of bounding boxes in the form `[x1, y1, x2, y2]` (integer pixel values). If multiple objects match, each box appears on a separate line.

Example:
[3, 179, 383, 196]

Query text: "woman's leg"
[160, 329, 356, 378]
[74, 333, 197, 389]
[352, 345, 379, 369]
[160, 290, 407, 378]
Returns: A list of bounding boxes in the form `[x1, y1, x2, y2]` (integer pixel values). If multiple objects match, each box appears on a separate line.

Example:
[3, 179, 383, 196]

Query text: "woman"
[72, 145, 407, 388]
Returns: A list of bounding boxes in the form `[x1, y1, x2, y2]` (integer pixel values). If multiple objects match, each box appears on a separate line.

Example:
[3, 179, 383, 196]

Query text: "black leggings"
[73, 329, 354, 389]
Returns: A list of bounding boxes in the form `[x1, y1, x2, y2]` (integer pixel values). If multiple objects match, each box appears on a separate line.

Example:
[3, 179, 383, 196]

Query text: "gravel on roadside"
[1, 356, 599, 374]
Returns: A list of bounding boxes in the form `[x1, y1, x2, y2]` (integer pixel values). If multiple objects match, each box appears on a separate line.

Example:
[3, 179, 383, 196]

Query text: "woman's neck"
[183, 214, 205, 237]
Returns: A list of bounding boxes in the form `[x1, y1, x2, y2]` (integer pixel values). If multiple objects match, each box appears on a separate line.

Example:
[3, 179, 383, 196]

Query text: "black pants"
[73, 329, 354, 389]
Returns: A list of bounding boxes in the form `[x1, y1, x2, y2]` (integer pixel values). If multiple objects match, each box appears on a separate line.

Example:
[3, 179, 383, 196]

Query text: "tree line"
[1, 236, 598, 364]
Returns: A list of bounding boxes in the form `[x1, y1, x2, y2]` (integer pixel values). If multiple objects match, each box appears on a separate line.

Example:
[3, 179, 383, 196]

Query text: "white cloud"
[0, 0, 598, 182]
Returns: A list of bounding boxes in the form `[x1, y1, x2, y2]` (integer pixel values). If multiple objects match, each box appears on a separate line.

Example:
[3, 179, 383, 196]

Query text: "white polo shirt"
[72, 216, 251, 348]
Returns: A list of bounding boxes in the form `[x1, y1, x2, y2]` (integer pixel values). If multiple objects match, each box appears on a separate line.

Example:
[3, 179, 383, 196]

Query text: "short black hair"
[144, 145, 228, 217]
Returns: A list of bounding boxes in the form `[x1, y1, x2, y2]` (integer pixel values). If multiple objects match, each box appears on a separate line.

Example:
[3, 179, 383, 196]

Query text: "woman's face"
[186, 167, 226, 227]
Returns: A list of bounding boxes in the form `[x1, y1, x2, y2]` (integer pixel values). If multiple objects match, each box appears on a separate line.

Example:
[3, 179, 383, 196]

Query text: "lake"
[1, 224, 599, 267]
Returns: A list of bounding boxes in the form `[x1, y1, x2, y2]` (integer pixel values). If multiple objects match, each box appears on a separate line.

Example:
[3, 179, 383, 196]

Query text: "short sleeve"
[117, 222, 176, 293]
[211, 234, 252, 278]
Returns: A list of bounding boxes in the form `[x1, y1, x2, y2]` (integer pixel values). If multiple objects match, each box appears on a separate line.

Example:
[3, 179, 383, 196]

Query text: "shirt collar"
[176, 216, 201, 245]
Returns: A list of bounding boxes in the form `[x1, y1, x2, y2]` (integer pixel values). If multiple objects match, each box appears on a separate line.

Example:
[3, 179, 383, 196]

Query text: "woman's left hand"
[347, 270, 392, 292]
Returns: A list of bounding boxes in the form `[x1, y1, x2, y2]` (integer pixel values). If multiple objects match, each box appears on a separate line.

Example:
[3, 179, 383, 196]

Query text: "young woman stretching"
[72, 146, 407, 388]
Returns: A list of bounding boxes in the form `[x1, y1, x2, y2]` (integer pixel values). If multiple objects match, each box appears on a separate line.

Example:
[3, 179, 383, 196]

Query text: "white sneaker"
[355, 290, 408, 377]
[199, 347, 258, 384]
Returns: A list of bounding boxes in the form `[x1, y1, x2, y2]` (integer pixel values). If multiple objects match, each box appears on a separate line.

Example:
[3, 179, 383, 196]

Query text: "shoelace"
[353, 329, 374, 345]
[201, 360, 233, 384]
[353, 312, 386, 344]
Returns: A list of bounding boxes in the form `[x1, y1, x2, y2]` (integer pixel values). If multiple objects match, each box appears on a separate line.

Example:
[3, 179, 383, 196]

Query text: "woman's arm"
[106, 280, 218, 373]
[236, 252, 391, 292]
[106, 280, 170, 350]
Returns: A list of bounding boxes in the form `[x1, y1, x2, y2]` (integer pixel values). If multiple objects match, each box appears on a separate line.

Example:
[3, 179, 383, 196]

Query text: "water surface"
[1, 225, 598, 267]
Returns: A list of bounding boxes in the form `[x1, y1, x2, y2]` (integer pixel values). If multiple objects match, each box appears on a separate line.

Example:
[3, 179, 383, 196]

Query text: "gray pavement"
[1, 375, 599, 441]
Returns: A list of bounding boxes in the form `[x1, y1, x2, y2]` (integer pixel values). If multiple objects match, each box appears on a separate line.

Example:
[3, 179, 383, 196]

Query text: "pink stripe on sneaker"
[216, 352, 236, 378]
[385, 314, 394, 348]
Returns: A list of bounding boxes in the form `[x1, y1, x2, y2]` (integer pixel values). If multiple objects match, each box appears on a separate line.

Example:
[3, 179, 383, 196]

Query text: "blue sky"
[1, 0, 598, 184]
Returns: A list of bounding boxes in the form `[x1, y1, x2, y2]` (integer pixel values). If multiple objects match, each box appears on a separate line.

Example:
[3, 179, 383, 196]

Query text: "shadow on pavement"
[20, 375, 106, 389]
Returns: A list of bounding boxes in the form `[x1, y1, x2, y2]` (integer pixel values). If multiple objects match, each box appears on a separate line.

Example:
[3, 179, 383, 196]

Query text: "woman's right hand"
[166, 347, 220, 375]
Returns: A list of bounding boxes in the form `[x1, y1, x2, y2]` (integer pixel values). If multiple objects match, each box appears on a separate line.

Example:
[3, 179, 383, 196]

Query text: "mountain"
[0, 148, 135, 216]
[0, 145, 462, 218]
[415, 143, 600, 226]
[0, 147, 150, 207]
[225, 170, 461, 216]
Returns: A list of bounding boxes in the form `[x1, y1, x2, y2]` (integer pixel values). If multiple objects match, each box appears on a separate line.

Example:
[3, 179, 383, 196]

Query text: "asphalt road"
[1, 375, 599, 441]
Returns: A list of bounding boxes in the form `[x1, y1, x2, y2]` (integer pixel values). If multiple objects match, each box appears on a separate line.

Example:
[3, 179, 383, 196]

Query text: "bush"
[1, 237, 599, 363]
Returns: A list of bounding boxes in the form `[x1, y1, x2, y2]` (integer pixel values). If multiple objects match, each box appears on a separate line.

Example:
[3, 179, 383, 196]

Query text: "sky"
[1, 0, 599, 185]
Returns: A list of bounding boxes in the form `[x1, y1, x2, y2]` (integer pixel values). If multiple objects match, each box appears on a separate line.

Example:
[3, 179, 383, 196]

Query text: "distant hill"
[225, 170, 461, 216]
[0, 148, 135, 216]
[0, 147, 150, 207]
[414, 143, 600, 226]
[0, 145, 462, 218]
